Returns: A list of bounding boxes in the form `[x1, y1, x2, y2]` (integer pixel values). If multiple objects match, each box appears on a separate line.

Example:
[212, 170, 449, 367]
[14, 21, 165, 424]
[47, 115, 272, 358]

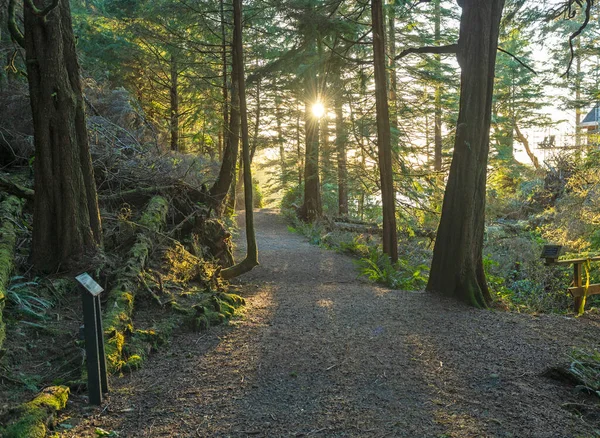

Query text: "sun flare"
[312, 101, 325, 118]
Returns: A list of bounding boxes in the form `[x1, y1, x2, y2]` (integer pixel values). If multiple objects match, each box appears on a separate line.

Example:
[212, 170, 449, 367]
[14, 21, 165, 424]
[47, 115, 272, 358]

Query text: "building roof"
[580, 104, 600, 127]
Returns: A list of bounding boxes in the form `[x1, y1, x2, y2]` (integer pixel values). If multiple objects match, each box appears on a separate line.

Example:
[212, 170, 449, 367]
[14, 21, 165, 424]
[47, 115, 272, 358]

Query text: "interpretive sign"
[75, 273, 104, 296]
[76, 273, 108, 405]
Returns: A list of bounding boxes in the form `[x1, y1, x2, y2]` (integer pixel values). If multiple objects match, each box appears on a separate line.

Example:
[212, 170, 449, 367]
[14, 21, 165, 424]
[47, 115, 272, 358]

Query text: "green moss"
[139, 196, 168, 231]
[1, 386, 69, 438]
[0, 196, 24, 351]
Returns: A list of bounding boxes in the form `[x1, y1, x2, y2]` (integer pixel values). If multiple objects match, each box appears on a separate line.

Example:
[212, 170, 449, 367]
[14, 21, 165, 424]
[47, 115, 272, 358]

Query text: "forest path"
[66, 209, 600, 437]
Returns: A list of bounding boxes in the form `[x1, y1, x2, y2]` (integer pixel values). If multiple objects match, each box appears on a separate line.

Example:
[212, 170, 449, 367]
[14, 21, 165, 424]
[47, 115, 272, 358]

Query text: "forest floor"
[60, 209, 600, 437]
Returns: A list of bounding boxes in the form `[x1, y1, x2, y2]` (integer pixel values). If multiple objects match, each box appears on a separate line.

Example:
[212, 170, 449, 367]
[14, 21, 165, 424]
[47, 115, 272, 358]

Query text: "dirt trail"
[64, 209, 600, 437]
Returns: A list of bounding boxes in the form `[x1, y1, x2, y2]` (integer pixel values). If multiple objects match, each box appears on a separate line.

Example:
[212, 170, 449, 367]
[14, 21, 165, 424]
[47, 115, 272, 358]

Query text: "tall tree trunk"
[18, 0, 102, 271]
[220, 0, 228, 161]
[372, 0, 398, 262]
[210, 11, 240, 210]
[575, 40, 582, 148]
[387, 0, 398, 145]
[221, 0, 258, 279]
[433, 0, 443, 171]
[237, 75, 261, 198]
[276, 95, 286, 187]
[426, 0, 505, 307]
[170, 54, 179, 152]
[335, 90, 348, 216]
[514, 122, 539, 169]
[296, 100, 302, 187]
[299, 91, 322, 222]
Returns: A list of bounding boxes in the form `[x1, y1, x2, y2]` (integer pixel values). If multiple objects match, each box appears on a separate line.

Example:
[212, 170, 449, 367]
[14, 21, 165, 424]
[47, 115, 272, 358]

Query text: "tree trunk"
[335, 90, 348, 216]
[170, 54, 179, 152]
[296, 100, 303, 187]
[23, 0, 102, 271]
[220, 0, 258, 279]
[387, 0, 398, 145]
[575, 40, 581, 148]
[433, 0, 443, 171]
[426, 0, 505, 307]
[210, 10, 240, 211]
[220, 0, 228, 161]
[372, 0, 398, 262]
[276, 95, 286, 186]
[299, 97, 322, 222]
[514, 122, 539, 169]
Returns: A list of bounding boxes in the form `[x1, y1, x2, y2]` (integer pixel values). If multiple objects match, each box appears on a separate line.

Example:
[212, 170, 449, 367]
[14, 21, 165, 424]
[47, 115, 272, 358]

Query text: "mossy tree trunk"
[426, 0, 505, 308]
[10, 0, 102, 271]
[0, 196, 24, 352]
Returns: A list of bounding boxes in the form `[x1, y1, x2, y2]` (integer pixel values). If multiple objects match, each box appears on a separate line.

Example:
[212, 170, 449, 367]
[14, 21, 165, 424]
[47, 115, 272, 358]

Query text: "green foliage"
[567, 349, 600, 397]
[0, 386, 69, 438]
[355, 247, 428, 291]
[6, 277, 52, 320]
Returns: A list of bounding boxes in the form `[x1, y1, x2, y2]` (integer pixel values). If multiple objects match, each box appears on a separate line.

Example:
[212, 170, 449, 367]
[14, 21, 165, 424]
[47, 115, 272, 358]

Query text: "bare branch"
[8, 0, 25, 48]
[394, 43, 458, 60]
[497, 47, 537, 75]
[24, 0, 60, 17]
[562, 0, 593, 78]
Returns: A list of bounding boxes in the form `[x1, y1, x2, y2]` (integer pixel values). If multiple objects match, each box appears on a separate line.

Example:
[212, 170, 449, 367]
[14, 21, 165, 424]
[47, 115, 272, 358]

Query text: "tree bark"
[433, 0, 443, 171]
[299, 97, 322, 222]
[220, 0, 258, 279]
[426, 0, 505, 307]
[220, 0, 228, 161]
[387, 0, 398, 145]
[170, 54, 179, 152]
[335, 90, 348, 216]
[276, 95, 286, 186]
[210, 10, 240, 211]
[372, 0, 398, 262]
[23, 0, 102, 271]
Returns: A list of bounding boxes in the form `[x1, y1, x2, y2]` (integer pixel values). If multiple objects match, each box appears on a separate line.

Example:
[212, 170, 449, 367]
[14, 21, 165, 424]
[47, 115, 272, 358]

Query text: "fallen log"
[103, 196, 168, 373]
[0, 175, 34, 201]
[0, 195, 24, 352]
[332, 221, 381, 235]
[0, 386, 69, 438]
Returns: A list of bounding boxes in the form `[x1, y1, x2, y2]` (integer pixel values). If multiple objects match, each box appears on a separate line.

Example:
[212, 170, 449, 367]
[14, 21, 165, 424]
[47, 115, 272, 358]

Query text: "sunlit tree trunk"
[299, 90, 322, 222]
[372, 0, 398, 262]
[426, 0, 505, 307]
[276, 96, 286, 187]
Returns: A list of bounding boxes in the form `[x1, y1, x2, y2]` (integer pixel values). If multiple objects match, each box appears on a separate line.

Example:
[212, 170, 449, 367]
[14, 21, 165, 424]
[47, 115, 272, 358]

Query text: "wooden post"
[573, 262, 583, 312]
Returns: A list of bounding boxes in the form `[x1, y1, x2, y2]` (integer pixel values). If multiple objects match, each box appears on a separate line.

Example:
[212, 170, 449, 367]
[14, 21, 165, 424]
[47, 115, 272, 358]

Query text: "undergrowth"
[284, 210, 430, 291]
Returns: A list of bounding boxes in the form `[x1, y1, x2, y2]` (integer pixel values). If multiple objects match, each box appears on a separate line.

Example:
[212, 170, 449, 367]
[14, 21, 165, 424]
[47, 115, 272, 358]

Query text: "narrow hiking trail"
[63, 209, 600, 437]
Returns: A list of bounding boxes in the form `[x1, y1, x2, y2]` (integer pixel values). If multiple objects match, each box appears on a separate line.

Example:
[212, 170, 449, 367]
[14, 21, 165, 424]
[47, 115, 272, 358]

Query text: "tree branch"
[394, 43, 458, 60]
[8, 0, 25, 48]
[562, 0, 592, 78]
[24, 0, 60, 17]
[497, 47, 537, 74]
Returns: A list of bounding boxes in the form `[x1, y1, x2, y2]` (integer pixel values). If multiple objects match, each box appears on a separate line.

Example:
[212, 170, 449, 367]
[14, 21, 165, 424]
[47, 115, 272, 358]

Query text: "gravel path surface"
[63, 209, 600, 437]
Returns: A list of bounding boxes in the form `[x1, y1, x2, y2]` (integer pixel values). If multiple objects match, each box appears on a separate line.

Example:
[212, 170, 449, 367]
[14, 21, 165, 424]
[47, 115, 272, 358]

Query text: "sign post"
[75, 273, 108, 405]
